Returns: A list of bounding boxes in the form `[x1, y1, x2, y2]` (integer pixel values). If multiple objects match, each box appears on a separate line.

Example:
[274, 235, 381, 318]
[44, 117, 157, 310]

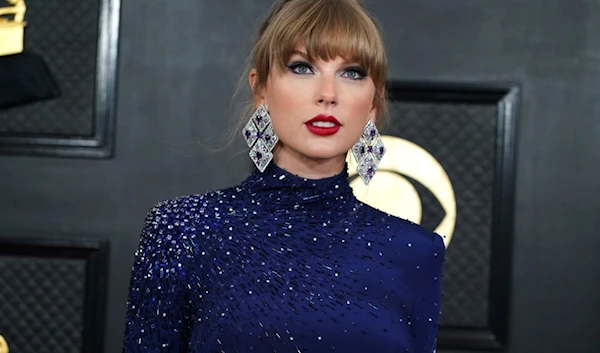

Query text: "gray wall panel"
[0, 1, 598, 352]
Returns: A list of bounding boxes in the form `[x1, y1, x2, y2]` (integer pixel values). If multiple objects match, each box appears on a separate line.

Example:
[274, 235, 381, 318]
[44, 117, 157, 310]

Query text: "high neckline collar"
[242, 162, 357, 212]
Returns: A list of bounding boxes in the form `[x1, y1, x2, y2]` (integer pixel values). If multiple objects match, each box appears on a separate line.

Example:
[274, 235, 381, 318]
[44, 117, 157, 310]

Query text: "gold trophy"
[0, 0, 26, 56]
[0, 0, 61, 109]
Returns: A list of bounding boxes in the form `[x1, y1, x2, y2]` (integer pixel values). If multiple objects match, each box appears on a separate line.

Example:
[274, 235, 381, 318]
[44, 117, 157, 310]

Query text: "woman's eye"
[342, 67, 367, 80]
[287, 62, 313, 75]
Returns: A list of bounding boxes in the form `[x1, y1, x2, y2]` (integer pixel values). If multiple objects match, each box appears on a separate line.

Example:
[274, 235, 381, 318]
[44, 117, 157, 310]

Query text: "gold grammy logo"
[0, 334, 9, 353]
[0, 0, 26, 56]
[347, 135, 456, 248]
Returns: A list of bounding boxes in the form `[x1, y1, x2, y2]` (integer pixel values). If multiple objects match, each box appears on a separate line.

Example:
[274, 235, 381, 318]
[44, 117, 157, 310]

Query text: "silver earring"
[351, 120, 386, 185]
[242, 105, 279, 172]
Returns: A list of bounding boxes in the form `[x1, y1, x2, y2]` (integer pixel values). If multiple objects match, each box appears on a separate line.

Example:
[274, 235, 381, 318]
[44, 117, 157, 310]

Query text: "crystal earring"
[351, 120, 386, 185]
[242, 105, 279, 172]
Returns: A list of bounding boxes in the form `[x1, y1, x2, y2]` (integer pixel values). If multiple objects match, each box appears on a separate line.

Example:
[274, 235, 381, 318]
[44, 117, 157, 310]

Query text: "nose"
[316, 75, 337, 106]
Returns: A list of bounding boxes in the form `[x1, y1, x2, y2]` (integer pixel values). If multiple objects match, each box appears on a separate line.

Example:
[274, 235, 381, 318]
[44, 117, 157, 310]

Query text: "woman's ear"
[369, 87, 385, 122]
[248, 68, 257, 91]
[249, 68, 265, 107]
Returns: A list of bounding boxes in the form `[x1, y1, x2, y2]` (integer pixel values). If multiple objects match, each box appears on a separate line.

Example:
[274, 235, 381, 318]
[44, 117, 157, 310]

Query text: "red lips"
[305, 115, 342, 136]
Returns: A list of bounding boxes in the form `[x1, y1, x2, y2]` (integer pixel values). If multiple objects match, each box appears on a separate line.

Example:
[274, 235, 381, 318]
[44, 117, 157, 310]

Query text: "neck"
[272, 145, 347, 180]
[243, 155, 358, 215]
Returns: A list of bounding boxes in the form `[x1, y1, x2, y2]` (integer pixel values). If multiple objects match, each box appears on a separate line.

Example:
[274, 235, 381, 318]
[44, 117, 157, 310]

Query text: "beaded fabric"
[122, 162, 445, 352]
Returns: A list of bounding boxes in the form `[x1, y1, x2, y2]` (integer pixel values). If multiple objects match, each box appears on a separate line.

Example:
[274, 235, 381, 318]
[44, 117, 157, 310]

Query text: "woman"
[122, 0, 445, 352]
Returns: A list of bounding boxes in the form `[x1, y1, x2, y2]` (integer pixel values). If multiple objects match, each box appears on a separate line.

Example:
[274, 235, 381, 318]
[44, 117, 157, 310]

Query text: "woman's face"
[250, 47, 379, 177]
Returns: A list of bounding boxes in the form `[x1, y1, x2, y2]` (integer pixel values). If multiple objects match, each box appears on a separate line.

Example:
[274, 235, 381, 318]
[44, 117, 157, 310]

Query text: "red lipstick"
[305, 115, 342, 136]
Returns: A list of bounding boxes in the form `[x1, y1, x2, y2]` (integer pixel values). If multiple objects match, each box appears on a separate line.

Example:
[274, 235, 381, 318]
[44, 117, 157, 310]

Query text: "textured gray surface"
[0, 257, 85, 353]
[0, 1, 598, 353]
[388, 102, 496, 328]
[0, 0, 99, 136]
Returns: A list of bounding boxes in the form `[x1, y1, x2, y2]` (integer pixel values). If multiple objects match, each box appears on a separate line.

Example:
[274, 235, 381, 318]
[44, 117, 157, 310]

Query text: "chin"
[277, 136, 354, 163]
[302, 152, 344, 161]
[298, 144, 349, 161]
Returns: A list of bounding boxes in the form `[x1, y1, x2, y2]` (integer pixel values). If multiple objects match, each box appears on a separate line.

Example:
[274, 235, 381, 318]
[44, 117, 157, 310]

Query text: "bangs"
[261, 0, 386, 84]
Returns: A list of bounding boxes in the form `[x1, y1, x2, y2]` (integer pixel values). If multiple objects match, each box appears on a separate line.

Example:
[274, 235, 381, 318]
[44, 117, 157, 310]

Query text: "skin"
[249, 47, 380, 179]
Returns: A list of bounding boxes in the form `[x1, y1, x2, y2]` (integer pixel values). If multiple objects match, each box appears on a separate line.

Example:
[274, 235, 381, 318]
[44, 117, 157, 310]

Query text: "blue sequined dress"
[123, 162, 445, 353]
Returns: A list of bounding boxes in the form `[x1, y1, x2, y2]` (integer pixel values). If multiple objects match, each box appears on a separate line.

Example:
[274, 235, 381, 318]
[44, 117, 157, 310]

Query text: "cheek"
[263, 83, 297, 139]
[352, 86, 377, 112]
[264, 80, 310, 129]
[347, 88, 376, 123]
[343, 89, 377, 145]
[265, 79, 300, 111]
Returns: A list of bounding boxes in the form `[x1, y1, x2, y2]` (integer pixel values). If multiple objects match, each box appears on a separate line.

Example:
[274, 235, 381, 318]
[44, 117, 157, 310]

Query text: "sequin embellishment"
[123, 162, 445, 353]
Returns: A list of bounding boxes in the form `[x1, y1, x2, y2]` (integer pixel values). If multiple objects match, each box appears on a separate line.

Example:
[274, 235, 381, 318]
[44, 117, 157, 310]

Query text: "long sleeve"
[411, 233, 446, 352]
[122, 202, 193, 353]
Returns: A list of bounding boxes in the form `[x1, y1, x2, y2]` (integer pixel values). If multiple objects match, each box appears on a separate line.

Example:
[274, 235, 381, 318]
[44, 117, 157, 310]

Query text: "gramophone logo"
[0, 0, 61, 109]
[0, 0, 26, 57]
[0, 334, 8, 353]
[348, 135, 456, 247]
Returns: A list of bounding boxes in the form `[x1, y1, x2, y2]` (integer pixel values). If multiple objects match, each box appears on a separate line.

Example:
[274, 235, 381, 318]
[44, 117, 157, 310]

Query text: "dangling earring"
[242, 105, 279, 172]
[351, 120, 386, 185]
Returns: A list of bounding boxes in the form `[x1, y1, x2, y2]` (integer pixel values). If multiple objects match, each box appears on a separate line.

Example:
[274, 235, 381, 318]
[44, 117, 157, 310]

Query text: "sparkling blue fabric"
[123, 162, 445, 353]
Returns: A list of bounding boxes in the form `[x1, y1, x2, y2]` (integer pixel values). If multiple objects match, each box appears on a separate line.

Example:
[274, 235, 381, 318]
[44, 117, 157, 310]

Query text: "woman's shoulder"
[132, 186, 247, 265]
[140, 185, 243, 235]
[358, 202, 446, 261]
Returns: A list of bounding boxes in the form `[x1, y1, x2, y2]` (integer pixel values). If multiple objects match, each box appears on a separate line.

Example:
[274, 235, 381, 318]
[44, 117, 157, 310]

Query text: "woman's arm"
[122, 201, 192, 353]
[411, 233, 446, 352]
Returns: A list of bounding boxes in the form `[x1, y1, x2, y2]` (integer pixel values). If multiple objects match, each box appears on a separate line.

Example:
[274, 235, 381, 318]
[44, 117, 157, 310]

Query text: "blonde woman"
[123, 0, 445, 352]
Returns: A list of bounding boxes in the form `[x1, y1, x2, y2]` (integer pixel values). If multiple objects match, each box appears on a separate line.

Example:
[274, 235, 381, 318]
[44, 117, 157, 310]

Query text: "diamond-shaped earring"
[242, 105, 279, 172]
[351, 120, 386, 185]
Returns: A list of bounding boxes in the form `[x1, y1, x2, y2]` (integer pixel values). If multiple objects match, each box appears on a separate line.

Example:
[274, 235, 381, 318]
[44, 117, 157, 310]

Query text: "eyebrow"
[288, 50, 360, 66]
[289, 50, 309, 59]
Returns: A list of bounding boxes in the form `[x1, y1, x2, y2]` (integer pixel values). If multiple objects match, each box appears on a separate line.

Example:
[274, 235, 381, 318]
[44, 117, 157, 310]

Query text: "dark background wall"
[0, 1, 598, 352]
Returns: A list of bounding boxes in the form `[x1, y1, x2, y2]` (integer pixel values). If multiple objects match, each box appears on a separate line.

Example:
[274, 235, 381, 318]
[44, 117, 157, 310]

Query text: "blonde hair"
[230, 0, 388, 144]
